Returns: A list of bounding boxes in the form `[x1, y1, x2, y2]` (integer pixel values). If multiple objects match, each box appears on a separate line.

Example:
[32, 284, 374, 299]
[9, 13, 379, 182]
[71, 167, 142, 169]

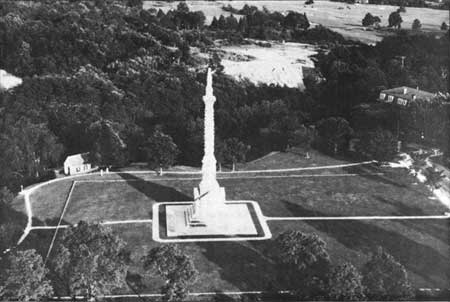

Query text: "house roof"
[64, 153, 90, 166]
[381, 86, 436, 102]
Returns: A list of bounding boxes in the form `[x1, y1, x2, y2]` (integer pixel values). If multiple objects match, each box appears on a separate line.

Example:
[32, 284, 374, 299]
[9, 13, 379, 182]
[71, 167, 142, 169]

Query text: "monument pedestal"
[185, 183, 226, 227]
[152, 200, 271, 242]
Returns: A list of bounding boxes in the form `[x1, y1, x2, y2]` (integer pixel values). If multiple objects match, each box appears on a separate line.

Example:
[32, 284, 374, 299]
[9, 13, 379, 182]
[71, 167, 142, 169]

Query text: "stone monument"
[185, 68, 226, 227]
[152, 68, 271, 242]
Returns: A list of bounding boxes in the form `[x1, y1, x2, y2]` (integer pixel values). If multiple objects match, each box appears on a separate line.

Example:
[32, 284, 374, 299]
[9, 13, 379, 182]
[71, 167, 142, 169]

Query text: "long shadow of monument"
[196, 241, 280, 292]
[116, 171, 201, 260]
[118, 172, 193, 203]
[118, 172, 193, 222]
[282, 200, 450, 288]
[374, 195, 449, 243]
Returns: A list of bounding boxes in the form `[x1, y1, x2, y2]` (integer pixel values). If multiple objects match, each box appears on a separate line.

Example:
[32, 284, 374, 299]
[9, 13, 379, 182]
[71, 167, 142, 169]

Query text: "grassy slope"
[20, 151, 450, 290]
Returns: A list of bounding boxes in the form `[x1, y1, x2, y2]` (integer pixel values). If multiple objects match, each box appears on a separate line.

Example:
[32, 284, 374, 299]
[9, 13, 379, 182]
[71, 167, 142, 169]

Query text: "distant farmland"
[144, 0, 449, 44]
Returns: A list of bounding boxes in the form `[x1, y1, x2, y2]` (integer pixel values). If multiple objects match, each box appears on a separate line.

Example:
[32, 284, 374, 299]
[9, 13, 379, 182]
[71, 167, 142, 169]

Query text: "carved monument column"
[187, 68, 225, 226]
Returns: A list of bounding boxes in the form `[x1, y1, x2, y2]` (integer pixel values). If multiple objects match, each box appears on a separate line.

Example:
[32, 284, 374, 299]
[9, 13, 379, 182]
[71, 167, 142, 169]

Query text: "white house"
[0, 69, 22, 91]
[64, 153, 93, 175]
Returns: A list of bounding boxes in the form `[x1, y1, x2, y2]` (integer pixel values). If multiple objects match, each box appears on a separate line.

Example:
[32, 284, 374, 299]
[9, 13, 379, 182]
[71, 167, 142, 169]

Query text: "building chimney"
[403, 87, 407, 94]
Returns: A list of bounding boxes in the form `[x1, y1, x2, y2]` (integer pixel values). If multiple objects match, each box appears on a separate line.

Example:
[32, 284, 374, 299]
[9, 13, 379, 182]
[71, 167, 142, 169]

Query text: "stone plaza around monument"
[152, 201, 271, 242]
[152, 68, 271, 242]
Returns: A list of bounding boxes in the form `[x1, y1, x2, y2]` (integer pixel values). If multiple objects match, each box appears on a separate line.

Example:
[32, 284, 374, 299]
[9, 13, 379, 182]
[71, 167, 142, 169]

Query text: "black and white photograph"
[0, 0, 449, 301]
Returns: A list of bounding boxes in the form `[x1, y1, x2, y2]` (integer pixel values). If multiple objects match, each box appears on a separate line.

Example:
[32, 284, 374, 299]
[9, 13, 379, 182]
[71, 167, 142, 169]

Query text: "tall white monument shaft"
[187, 68, 226, 226]
[200, 68, 219, 190]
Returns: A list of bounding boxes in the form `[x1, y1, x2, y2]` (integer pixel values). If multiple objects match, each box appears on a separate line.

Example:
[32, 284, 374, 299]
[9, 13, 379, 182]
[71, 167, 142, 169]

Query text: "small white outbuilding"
[0, 69, 22, 91]
[63, 153, 92, 175]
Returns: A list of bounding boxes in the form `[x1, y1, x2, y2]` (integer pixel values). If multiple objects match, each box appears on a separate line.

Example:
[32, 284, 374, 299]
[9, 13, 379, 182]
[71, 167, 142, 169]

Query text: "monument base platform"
[152, 201, 271, 242]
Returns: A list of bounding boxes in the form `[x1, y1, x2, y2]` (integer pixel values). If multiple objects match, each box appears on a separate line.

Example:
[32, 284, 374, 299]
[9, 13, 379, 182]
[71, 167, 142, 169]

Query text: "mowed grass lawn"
[22, 151, 450, 290]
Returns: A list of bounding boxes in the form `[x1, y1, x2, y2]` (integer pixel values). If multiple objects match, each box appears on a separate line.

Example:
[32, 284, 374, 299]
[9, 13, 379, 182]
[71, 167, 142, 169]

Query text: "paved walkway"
[266, 214, 450, 221]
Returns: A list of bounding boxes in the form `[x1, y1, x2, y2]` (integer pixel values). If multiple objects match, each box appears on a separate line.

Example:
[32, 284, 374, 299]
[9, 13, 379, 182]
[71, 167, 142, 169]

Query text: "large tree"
[49, 221, 129, 299]
[362, 247, 413, 300]
[362, 13, 381, 27]
[0, 117, 63, 189]
[412, 19, 422, 30]
[356, 128, 397, 161]
[316, 117, 353, 155]
[0, 249, 53, 301]
[216, 137, 250, 171]
[271, 231, 331, 298]
[288, 125, 316, 157]
[388, 11, 403, 28]
[326, 263, 366, 301]
[283, 11, 310, 30]
[142, 129, 179, 173]
[143, 245, 197, 302]
[89, 120, 127, 167]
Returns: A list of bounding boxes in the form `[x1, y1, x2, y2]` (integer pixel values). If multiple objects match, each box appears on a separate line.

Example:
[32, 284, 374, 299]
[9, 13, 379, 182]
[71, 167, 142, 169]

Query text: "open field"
[28, 164, 445, 224]
[14, 151, 450, 292]
[144, 0, 449, 44]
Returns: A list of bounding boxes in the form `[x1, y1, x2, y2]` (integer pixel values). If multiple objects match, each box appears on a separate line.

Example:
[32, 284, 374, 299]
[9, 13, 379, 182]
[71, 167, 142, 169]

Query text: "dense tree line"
[215, 4, 348, 45]
[0, 0, 448, 193]
[0, 1, 343, 191]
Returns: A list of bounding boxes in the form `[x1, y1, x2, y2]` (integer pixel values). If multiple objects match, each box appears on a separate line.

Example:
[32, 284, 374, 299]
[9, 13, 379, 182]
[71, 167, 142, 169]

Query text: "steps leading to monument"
[185, 206, 206, 227]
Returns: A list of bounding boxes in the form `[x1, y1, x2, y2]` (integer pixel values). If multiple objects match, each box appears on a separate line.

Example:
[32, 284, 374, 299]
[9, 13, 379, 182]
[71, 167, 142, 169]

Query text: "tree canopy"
[271, 230, 331, 296]
[362, 13, 381, 27]
[316, 117, 353, 154]
[0, 249, 53, 302]
[362, 247, 413, 300]
[49, 221, 129, 298]
[356, 128, 398, 161]
[143, 129, 179, 171]
[388, 11, 403, 28]
[143, 244, 198, 302]
[216, 137, 250, 171]
[326, 263, 366, 301]
[412, 19, 421, 30]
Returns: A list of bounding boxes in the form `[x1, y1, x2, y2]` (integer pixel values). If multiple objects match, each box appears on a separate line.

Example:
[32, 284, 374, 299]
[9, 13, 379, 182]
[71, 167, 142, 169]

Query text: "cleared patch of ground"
[219, 42, 316, 88]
